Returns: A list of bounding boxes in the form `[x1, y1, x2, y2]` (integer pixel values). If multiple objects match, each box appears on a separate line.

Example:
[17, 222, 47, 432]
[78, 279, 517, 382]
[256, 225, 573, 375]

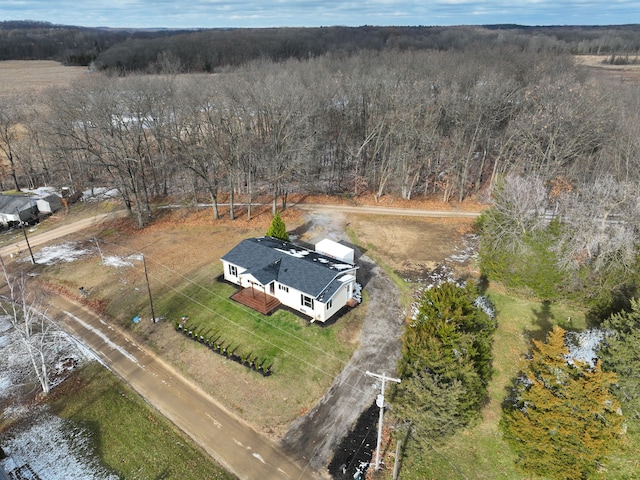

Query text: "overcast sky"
[2, 1, 638, 29]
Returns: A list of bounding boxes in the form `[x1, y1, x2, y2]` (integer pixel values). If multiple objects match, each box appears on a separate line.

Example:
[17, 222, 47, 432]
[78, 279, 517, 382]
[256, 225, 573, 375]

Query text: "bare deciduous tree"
[0, 96, 27, 191]
[0, 260, 64, 395]
[554, 176, 639, 273]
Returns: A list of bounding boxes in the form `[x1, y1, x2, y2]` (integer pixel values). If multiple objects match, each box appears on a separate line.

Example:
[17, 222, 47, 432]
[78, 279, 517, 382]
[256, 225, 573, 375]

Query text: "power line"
[48, 232, 407, 477]
[92, 236, 374, 396]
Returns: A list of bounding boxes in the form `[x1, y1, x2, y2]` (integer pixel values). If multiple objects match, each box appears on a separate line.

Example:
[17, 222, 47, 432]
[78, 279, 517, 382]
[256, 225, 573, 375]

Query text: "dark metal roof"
[0, 194, 36, 214]
[221, 236, 357, 298]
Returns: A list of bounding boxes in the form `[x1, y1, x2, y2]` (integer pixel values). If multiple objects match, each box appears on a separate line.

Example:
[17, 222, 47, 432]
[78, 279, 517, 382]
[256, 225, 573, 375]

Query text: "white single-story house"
[221, 236, 359, 323]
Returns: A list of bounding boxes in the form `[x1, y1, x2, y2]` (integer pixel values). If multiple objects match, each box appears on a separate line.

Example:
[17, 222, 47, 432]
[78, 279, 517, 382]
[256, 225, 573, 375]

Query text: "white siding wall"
[221, 260, 356, 323]
[317, 281, 352, 322]
[221, 260, 246, 285]
[275, 283, 313, 316]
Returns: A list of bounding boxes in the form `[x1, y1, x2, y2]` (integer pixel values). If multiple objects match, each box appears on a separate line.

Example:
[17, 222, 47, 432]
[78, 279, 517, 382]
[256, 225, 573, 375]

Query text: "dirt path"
[295, 203, 481, 219]
[281, 211, 405, 476]
[0, 211, 124, 259]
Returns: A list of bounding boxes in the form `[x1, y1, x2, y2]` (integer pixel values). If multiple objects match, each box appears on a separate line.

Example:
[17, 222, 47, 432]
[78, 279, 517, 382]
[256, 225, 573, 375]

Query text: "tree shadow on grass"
[525, 300, 554, 343]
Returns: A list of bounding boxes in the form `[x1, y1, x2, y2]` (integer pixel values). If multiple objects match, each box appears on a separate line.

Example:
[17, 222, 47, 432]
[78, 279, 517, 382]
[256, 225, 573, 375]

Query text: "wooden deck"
[230, 287, 281, 315]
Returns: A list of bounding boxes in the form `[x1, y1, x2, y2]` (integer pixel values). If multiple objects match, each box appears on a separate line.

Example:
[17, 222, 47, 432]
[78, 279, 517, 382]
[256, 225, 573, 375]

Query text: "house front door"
[270, 283, 275, 295]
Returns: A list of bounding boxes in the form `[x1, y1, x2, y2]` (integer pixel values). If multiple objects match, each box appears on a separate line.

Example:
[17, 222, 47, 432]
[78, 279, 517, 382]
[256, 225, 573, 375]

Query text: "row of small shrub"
[175, 322, 273, 376]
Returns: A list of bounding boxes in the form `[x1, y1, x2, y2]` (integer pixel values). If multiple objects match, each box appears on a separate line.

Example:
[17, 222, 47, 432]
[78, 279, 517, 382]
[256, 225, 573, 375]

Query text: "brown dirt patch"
[348, 215, 475, 280]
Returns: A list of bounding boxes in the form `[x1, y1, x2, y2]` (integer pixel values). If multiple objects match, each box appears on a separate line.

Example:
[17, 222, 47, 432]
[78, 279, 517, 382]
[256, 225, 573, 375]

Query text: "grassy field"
[0, 60, 87, 98]
[48, 362, 236, 480]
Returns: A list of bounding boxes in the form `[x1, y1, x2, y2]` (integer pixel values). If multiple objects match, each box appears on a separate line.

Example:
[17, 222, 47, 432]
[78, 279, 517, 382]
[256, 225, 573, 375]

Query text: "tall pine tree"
[392, 282, 496, 439]
[599, 298, 640, 420]
[502, 326, 624, 479]
[266, 211, 289, 241]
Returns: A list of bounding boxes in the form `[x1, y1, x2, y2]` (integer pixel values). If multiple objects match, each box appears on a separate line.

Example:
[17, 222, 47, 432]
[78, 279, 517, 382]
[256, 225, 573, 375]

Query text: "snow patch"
[565, 329, 606, 368]
[23, 186, 60, 197]
[0, 376, 12, 394]
[0, 314, 13, 333]
[0, 411, 119, 480]
[101, 253, 141, 268]
[82, 187, 120, 201]
[29, 242, 93, 265]
[63, 311, 140, 365]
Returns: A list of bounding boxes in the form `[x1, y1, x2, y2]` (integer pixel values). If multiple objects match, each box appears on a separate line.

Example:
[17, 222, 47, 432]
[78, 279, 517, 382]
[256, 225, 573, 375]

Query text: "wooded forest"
[1, 33, 639, 229]
[2, 21, 640, 70]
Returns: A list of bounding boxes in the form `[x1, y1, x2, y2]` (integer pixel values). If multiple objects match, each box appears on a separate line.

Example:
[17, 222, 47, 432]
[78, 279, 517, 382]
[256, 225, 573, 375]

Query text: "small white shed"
[35, 194, 63, 214]
[315, 239, 355, 264]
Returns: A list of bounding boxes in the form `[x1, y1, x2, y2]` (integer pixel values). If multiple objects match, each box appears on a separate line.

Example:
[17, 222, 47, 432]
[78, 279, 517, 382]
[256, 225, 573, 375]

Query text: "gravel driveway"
[281, 212, 405, 477]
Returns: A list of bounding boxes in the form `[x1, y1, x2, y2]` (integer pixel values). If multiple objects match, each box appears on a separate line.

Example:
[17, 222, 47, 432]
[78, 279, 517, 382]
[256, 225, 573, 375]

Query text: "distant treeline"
[1, 21, 640, 72]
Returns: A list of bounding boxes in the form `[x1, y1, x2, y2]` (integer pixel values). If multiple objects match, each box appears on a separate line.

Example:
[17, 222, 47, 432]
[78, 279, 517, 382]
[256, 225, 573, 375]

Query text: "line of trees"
[477, 173, 640, 318]
[2, 21, 640, 72]
[2, 45, 640, 229]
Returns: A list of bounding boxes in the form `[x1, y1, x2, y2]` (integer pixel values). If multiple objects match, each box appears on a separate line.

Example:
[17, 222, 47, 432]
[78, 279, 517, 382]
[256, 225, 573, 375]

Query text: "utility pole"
[16, 207, 35, 264]
[366, 371, 401, 471]
[93, 237, 104, 263]
[141, 253, 156, 322]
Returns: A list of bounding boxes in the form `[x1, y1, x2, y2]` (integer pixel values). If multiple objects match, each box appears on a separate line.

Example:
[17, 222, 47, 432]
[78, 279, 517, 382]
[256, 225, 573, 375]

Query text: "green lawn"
[48, 362, 236, 480]
[157, 279, 355, 377]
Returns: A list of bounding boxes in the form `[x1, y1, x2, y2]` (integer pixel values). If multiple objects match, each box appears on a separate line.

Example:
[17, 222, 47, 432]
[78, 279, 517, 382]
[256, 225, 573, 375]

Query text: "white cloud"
[1, 0, 638, 27]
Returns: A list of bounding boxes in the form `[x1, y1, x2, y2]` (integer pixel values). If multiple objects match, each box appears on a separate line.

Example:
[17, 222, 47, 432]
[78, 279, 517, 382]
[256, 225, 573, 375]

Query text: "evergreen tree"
[266, 211, 289, 241]
[502, 326, 624, 479]
[599, 298, 640, 420]
[392, 282, 496, 439]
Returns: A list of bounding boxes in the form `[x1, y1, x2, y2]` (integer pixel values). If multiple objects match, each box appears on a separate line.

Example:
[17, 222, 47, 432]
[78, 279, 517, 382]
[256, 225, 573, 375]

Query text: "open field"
[0, 55, 637, 103]
[575, 54, 640, 84]
[0, 60, 88, 97]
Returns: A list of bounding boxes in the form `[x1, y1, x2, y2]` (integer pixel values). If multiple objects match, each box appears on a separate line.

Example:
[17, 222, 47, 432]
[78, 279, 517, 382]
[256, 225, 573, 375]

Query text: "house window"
[278, 284, 289, 292]
[327, 299, 333, 310]
[229, 265, 237, 277]
[301, 294, 314, 309]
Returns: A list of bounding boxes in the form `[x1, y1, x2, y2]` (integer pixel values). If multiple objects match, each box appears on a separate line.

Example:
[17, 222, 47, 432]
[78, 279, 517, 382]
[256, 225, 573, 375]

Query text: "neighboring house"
[0, 193, 63, 227]
[221, 236, 359, 323]
[0, 195, 38, 227]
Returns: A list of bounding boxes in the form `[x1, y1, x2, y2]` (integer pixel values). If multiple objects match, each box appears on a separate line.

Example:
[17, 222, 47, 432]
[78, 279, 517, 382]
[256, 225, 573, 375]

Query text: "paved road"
[49, 295, 314, 480]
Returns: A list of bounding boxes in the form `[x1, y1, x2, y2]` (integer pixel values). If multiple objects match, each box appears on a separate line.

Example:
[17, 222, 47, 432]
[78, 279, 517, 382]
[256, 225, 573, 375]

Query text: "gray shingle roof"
[221, 236, 357, 298]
